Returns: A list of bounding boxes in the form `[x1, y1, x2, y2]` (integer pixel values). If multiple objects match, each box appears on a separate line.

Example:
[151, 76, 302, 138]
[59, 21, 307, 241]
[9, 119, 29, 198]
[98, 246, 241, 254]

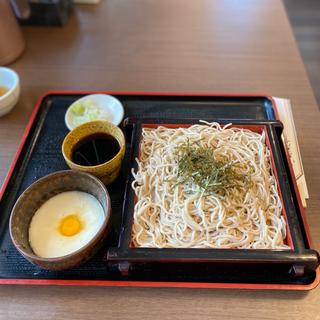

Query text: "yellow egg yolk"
[59, 215, 82, 237]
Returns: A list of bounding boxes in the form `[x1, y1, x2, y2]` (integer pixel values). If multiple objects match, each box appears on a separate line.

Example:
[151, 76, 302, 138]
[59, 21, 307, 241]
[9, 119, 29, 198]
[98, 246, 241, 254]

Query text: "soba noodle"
[131, 122, 289, 249]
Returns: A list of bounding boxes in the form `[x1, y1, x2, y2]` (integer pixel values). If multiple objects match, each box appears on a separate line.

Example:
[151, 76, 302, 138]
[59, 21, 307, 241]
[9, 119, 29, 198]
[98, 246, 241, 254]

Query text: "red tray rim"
[0, 90, 318, 291]
[0, 268, 319, 290]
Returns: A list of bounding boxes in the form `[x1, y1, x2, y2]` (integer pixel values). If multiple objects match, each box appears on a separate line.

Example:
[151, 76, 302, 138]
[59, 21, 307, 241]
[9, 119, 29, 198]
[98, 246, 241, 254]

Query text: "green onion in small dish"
[65, 94, 124, 130]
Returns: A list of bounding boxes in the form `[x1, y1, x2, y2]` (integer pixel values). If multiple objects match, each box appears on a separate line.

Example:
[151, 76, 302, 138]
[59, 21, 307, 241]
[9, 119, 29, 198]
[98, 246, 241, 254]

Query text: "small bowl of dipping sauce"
[65, 94, 124, 130]
[62, 120, 126, 185]
[0, 67, 20, 117]
[9, 170, 111, 270]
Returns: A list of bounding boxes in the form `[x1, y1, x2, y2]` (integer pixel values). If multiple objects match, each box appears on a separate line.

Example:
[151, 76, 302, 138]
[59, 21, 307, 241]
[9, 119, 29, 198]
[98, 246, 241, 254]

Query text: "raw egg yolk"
[59, 215, 82, 237]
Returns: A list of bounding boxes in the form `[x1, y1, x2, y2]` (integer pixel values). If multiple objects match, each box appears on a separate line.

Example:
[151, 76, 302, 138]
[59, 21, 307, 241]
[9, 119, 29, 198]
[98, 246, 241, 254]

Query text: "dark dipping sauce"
[72, 133, 120, 166]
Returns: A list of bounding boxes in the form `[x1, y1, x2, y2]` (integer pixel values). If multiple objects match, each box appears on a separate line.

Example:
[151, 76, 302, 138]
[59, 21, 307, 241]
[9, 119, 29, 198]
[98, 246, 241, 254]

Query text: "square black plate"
[108, 119, 318, 274]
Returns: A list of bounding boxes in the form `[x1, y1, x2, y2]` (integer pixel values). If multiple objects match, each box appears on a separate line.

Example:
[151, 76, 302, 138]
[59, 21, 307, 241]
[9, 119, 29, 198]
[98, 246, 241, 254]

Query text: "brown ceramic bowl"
[62, 120, 126, 185]
[9, 170, 111, 270]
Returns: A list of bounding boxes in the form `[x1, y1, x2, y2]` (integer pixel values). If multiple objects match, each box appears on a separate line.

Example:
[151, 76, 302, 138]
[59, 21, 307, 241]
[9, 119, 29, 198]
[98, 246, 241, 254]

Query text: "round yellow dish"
[62, 120, 126, 185]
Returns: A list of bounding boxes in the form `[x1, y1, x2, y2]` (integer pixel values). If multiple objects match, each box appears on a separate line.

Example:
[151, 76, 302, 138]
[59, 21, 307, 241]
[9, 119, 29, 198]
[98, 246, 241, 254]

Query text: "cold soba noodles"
[131, 122, 289, 249]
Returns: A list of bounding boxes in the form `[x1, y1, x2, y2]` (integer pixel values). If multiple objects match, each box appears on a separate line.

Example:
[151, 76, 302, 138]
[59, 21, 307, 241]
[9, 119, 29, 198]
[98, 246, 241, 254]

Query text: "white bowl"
[65, 94, 124, 130]
[0, 67, 20, 117]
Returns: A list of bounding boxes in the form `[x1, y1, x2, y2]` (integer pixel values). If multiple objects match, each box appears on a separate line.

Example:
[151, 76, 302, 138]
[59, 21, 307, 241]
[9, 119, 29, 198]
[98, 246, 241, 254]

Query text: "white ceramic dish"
[65, 94, 124, 130]
[0, 67, 20, 117]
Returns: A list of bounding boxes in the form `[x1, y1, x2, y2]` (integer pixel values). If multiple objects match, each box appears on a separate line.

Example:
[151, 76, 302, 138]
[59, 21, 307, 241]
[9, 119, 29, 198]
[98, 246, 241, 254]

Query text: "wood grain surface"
[0, 0, 320, 319]
[284, 0, 320, 107]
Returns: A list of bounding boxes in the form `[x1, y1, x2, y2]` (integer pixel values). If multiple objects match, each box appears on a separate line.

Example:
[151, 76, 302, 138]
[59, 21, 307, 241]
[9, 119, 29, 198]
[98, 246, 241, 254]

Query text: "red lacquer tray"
[0, 91, 318, 290]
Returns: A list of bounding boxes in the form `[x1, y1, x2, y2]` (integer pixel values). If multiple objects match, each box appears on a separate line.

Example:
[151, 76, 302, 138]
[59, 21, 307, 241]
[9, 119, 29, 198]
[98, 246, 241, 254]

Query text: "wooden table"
[1, 0, 320, 319]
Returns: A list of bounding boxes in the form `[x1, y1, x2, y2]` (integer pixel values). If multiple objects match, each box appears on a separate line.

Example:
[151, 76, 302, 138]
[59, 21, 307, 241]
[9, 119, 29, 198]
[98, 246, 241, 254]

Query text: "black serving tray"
[0, 92, 318, 289]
